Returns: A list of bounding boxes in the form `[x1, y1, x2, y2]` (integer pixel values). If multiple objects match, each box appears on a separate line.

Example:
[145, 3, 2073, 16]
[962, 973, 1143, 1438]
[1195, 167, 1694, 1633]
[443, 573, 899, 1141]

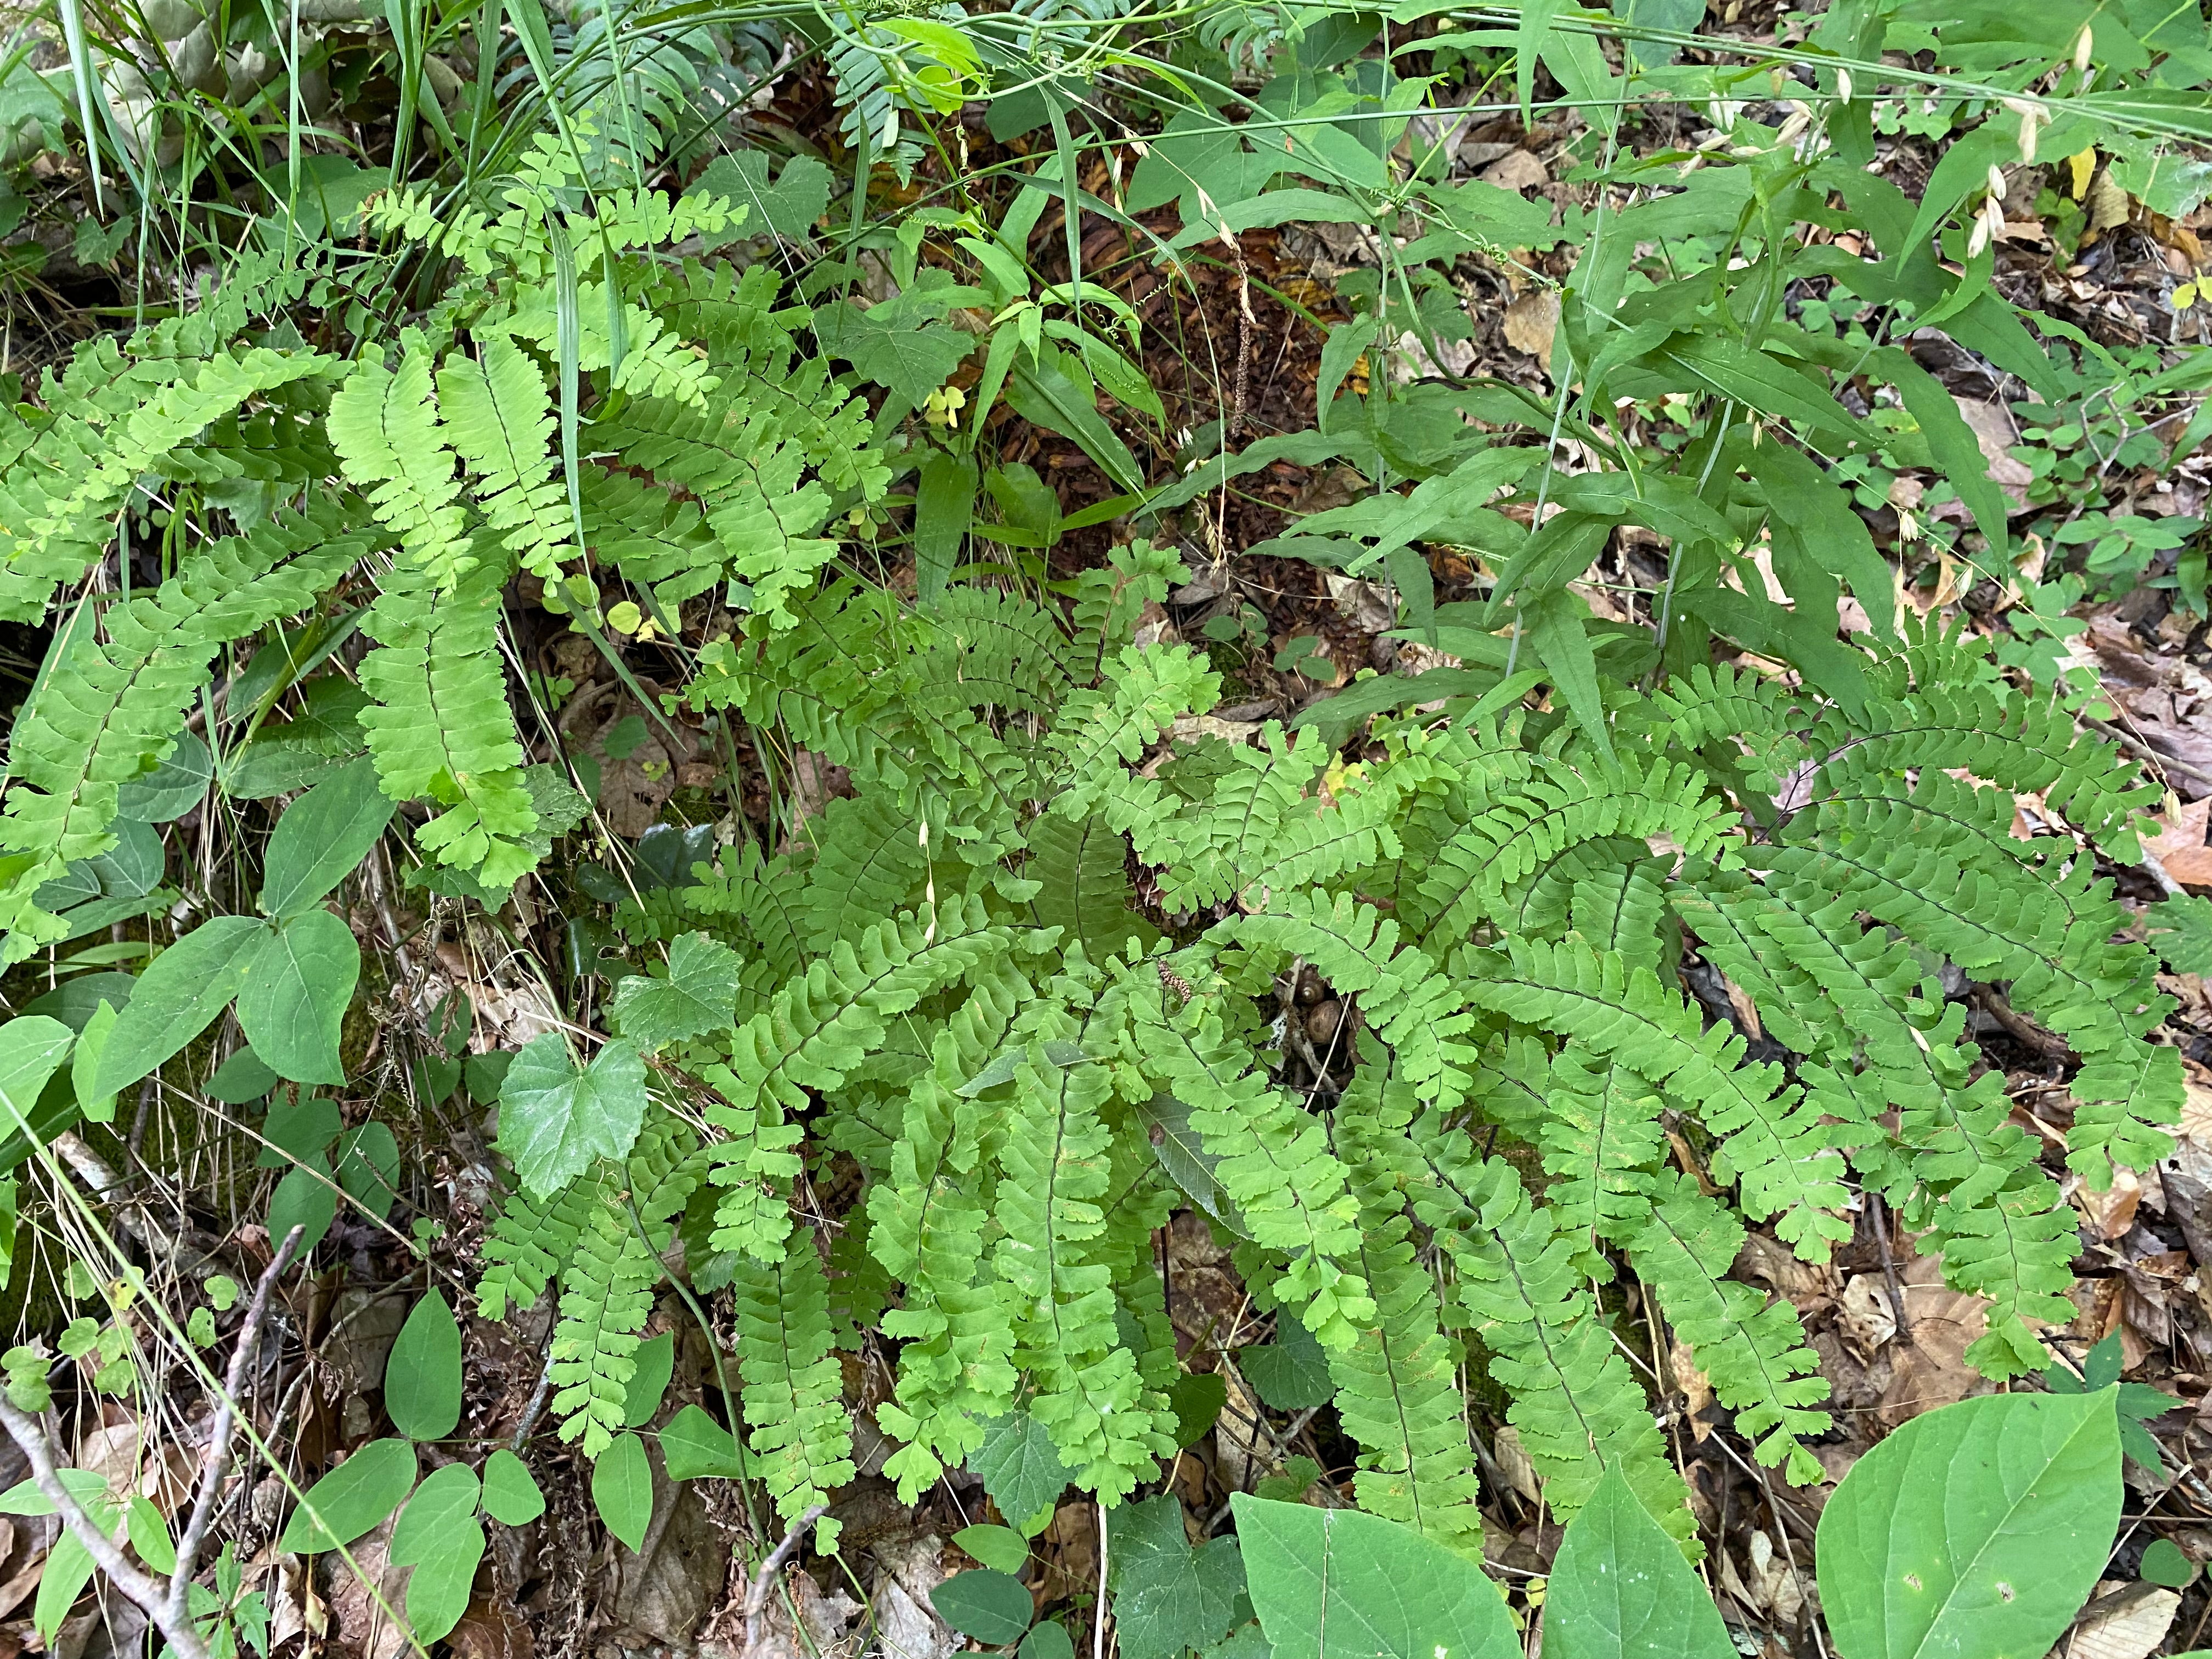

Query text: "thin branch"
[166, 1225, 304, 1629]
[0, 1393, 211, 1659]
[742, 1504, 828, 1659]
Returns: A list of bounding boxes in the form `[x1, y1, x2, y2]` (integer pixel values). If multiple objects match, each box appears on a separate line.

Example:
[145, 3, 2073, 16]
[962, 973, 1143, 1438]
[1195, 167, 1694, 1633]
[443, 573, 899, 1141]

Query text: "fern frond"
[436, 335, 573, 582]
[1538, 1045, 1667, 1272]
[797, 792, 929, 955]
[329, 335, 476, 589]
[1626, 1174, 1830, 1484]
[1406, 1114, 1695, 1546]
[706, 895, 1016, 1258]
[550, 1206, 659, 1455]
[1043, 645, 1221, 821]
[1126, 964, 1373, 1345]
[358, 557, 541, 887]
[732, 1220, 858, 1548]
[0, 498, 371, 960]
[478, 1167, 610, 1320]
[1026, 814, 1158, 962]
[1459, 938, 1853, 1256]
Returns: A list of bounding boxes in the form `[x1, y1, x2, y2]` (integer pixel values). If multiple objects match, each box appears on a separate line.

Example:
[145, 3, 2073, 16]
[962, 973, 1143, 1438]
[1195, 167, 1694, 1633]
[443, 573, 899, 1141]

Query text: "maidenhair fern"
[466, 558, 2170, 1551]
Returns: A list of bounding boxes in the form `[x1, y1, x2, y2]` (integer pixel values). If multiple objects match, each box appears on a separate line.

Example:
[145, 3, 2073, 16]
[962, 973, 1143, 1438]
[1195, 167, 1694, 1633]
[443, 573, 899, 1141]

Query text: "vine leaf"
[498, 1034, 648, 1197]
[610, 933, 742, 1050]
[386, 1289, 464, 1442]
[1546, 1466, 1733, 1659]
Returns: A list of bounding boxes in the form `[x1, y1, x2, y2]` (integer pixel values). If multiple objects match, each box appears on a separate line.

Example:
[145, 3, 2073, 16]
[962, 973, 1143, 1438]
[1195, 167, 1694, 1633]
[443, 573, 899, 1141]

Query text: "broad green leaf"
[969, 1410, 1071, 1533]
[114, 729, 212, 823]
[592, 1430, 654, 1552]
[915, 447, 977, 601]
[1547, 1466, 1732, 1659]
[0, 1017, 75, 1145]
[269, 1158, 337, 1252]
[1240, 1318, 1334, 1412]
[259, 758, 396, 920]
[820, 311, 972, 405]
[70, 998, 115, 1124]
[660, 1404, 743, 1480]
[393, 1465, 487, 1644]
[391, 1463, 481, 1562]
[402, 1511, 485, 1643]
[281, 1438, 419, 1552]
[126, 1494, 176, 1575]
[1232, 1495, 1518, 1659]
[1021, 1621, 1077, 1659]
[257, 1095, 343, 1167]
[207, 1047, 281, 1103]
[35, 1530, 98, 1640]
[482, 1449, 546, 1526]
[93, 915, 266, 1098]
[234, 910, 359, 1086]
[932, 1570, 1034, 1645]
[622, 1330, 675, 1427]
[609, 934, 742, 1050]
[955, 1523, 1030, 1575]
[2142, 1538, 2196, 1588]
[1814, 1390, 2121, 1659]
[1108, 1496, 1248, 1659]
[0, 1467, 110, 1515]
[386, 1289, 464, 1441]
[335, 1122, 402, 1219]
[498, 1033, 648, 1198]
[1169, 1372, 1228, 1449]
[1134, 1093, 1250, 1238]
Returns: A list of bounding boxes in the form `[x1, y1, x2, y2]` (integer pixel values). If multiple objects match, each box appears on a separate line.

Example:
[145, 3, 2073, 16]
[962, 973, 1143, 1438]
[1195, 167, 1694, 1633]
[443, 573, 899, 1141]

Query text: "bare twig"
[742, 1504, 827, 1658]
[167, 1226, 304, 1629]
[1864, 1194, 1911, 1341]
[0, 1392, 212, 1659]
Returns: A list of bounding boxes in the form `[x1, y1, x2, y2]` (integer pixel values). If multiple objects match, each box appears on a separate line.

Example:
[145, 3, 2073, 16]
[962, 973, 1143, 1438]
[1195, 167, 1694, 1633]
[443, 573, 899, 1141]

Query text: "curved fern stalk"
[991, 991, 1178, 1502]
[1624, 1174, 1830, 1485]
[547, 1119, 704, 1453]
[705, 894, 1019, 1259]
[870, 960, 1031, 1497]
[357, 556, 543, 887]
[0, 345, 341, 621]
[0, 499, 373, 961]
[1123, 962, 1373, 1346]
[1459, 937, 1854, 1257]
[435, 335, 574, 583]
[1404, 1111, 1697, 1548]
[1753, 809, 2177, 1185]
[1042, 644, 1221, 822]
[1321, 1057, 1485, 1555]
[1673, 861, 2076, 1374]
[1218, 889, 1482, 1112]
[329, 334, 477, 590]
[732, 1218, 858, 1552]
[1413, 753, 1737, 947]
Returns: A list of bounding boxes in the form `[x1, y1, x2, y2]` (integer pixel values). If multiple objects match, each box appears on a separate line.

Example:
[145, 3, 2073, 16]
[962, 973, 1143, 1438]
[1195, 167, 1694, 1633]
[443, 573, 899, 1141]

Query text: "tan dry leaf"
[2072, 1165, 2143, 1240]
[1840, 1275, 1899, 1352]
[1502, 291, 1560, 363]
[2088, 170, 2133, 234]
[1491, 1425, 1542, 1502]
[1480, 149, 1549, 191]
[2148, 795, 2212, 885]
[2182, 1078, 2212, 1144]
[1667, 1336, 1714, 1441]
[2066, 1583, 2180, 1659]
[1951, 398, 2036, 510]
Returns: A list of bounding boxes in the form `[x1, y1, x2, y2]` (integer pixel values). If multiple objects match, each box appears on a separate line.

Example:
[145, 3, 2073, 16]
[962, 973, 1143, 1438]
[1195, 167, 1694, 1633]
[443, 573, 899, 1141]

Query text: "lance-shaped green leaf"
[1547, 1466, 1733, 1659]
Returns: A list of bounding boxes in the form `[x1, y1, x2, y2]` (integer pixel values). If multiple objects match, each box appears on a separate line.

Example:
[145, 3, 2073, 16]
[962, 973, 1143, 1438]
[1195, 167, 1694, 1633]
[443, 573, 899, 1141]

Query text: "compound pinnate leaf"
[1108, 1495, 1249, 1659]
[1231, 1495, 1517, 1659]
[1814, 1390, 2121, 1659]
[259, 757, 396, 920]
[280, 1438, 419, 1553]
[592, 1431, 654, 1553]
[481, 1449, 546, 1526]
[1546, 1466, 1732, 1659]
[497, 1033, 647, 1198]
[386, 1288, 463, 1442]
[931, 1569, 1034, 1645]
[610, 933, 742, 1050]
